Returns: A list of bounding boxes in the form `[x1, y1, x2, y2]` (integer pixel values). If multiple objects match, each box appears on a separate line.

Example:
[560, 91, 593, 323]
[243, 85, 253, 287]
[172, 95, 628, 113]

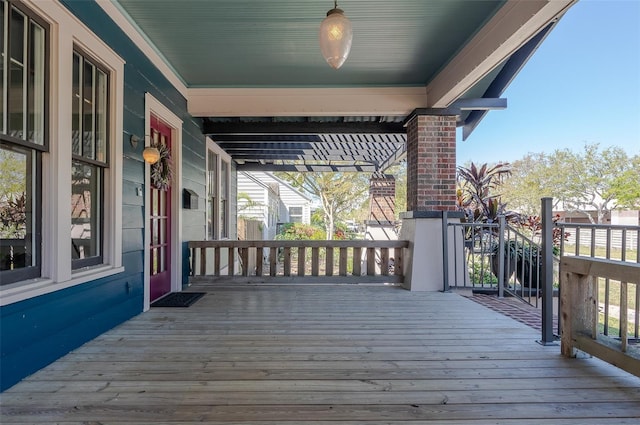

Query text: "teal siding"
[1, 0, 207, 390]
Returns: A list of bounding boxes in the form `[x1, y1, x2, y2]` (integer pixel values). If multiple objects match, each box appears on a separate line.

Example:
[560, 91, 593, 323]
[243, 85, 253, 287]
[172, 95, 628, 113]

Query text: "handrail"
[560, 256, 639, 377]
[188, 239, 409, 284]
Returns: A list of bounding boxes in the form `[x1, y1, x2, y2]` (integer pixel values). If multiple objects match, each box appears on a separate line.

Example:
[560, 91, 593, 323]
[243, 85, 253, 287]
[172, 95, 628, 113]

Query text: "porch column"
[400, 112, 463, 291]
[365, 174, 397, 240]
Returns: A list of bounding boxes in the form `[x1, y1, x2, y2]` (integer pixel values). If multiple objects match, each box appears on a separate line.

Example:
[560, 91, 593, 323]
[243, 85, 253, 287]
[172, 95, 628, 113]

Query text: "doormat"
[151, 292, 206, 308]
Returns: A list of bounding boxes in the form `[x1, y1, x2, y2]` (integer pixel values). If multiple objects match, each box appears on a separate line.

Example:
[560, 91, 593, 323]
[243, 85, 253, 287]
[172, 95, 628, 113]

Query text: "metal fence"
[448, 217, 550, 307]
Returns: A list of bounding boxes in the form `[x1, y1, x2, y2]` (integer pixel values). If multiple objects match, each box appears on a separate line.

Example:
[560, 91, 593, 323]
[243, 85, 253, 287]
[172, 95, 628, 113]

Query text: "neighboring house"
[237, 172, 280, 240]
[237, 172, 312, 238]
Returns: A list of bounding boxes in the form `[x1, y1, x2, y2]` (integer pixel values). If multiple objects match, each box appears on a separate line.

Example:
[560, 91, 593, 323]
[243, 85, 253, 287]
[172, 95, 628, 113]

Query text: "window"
[206, 138, 231, 240]
[71, 51, 108, 269]
[289, 206, 303, 223]
[220, 159, 229, 238]
[206, 150, 217, 240]
[0, 0, 46, 285]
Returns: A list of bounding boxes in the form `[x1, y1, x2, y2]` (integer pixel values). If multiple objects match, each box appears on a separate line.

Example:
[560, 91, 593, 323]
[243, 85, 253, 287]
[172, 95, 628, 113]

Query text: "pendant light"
[319, 1, 353, 69]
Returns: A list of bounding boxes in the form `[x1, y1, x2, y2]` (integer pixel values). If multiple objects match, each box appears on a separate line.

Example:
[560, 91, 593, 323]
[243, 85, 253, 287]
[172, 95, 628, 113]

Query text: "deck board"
[2, 284, 639, 424]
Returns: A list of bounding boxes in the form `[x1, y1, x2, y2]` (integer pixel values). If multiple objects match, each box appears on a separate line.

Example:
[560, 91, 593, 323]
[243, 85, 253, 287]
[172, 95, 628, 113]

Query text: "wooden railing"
[561, 256, 640, 377]
[188, 240, 409, 284]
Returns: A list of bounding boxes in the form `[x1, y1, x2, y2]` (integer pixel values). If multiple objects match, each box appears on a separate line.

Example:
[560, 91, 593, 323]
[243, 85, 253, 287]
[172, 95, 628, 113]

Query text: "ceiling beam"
[204, 120, 406, 135]
[426, 0, 576, 108]
[188, 87, 427, 117]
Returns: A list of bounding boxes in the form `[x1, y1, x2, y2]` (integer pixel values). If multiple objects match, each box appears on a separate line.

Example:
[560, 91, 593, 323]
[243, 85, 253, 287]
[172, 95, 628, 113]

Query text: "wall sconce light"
[142, 146, 161, 164]
[131, 134, 161, 164]
[319, 0, 353, 69]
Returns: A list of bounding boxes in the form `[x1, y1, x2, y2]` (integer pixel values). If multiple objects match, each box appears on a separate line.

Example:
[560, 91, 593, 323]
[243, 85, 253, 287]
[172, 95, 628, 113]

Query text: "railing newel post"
[539, 197, 556, 345]
[497, 216, 505, 298]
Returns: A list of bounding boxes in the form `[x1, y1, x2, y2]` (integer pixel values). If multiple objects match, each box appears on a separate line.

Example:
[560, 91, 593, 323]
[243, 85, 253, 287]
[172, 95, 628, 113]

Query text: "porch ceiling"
[111, 0, 576, 171]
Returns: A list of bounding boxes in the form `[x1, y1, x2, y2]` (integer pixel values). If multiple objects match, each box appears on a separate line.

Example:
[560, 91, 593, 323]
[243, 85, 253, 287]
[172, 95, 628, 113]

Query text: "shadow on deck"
[2, 284, 639, 423]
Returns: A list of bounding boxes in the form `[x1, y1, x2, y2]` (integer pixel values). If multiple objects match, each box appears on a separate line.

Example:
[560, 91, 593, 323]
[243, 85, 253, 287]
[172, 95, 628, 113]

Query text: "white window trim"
[0, 0, 124, 307]
[143, 93, 183, 312]
[206, 137, 231, 241]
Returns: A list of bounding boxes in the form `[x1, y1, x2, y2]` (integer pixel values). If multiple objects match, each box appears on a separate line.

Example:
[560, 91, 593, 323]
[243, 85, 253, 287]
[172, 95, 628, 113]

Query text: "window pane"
[95, 68, 107, 162]
[221, 160, 228, 199]
[71, 161, 101, 264]
[72, 53, 81, 155]
[8, 7, 24, 139]
[0, 143, 37, 274]
[82, 60, 94, 159]
[1, 2, 5, 133]
[207, 197, 214, 240]
[27, 21, 44, 145]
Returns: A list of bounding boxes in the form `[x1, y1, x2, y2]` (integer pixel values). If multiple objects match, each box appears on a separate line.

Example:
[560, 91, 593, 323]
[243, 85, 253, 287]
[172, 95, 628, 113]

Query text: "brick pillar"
[368, 174, 395, 224]
[405, 114, 457, 212]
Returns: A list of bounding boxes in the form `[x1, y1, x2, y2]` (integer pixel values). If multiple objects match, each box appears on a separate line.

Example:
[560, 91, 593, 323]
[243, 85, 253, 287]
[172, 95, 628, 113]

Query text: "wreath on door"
[150, 143, 173, 191]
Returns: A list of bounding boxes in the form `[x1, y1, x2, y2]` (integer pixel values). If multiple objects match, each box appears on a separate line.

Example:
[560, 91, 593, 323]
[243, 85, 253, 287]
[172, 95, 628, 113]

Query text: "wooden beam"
[426, 0, 576, 108]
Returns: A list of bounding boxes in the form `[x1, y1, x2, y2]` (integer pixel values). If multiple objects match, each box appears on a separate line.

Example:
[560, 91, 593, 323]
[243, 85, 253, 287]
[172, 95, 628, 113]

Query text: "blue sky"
[457, 0, 640, 165]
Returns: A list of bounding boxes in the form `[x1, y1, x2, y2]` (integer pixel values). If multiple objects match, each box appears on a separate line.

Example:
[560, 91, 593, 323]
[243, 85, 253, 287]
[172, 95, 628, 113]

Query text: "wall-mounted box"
[183, 188, 198, 209]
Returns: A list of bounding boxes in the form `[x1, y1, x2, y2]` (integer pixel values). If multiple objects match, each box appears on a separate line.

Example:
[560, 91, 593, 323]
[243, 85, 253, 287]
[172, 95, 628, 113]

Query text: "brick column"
[405, 114, 457, 212]
[368, 174, 395, 224]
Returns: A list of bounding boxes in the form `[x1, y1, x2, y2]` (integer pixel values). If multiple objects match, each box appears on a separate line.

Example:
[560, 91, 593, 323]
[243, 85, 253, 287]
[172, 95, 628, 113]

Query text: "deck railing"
[556, 222, 640, 338]
[561, 256, 640, 377]
[188, 239, 408, 284]
[448, 218, 551, 305]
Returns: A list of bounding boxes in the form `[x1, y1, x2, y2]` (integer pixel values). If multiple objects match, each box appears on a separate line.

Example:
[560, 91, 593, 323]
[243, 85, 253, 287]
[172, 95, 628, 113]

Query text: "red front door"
[149, 115, 172, 302]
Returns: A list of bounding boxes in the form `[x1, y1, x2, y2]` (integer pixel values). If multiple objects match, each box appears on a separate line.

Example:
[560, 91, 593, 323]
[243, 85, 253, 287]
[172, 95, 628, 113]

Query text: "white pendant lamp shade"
[319, 5, 353, 69]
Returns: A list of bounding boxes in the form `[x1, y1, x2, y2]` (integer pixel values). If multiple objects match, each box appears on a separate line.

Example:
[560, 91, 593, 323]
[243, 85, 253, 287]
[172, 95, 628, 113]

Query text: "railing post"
[540, 197, 556, 345]
[497, 216, 505, 298]
[442, 211, 450, 292]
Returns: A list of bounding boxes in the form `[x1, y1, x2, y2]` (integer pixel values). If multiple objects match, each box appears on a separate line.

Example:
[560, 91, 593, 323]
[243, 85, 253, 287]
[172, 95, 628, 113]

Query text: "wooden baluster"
[270, 247, 277, 277]
[367, 247, 376, 276]
[298, 247, 306, 277]
[394, 247, 404, 276]
[620, 281, 628, 352]
[255, 246, 263, 276]
[353, 247, 362, 276]
[339, 247, 348, 276]
[283, 247, 291, 276]
[214, 247, 220, 276]
[241, 248, 249, 276]
[228, 247, 235, 275]
[190, 246, 196, 276]
[381, 247, 389, 276]
[312, 247, 320, 276]
[200, 245, 207, 276]
[325, 246, 334, 276]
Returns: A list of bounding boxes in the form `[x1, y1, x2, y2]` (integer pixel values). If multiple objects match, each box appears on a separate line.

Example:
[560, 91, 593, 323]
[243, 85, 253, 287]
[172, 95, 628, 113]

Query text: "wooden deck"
[2, 284, 640, 424]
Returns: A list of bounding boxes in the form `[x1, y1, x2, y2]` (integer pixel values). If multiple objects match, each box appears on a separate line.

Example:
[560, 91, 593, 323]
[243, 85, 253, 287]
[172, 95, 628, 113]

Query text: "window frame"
[0, 0, 124, 306]
[205, 137, 231, 240]
[0, 0, 48, 285]
[70, 48, 109, 270]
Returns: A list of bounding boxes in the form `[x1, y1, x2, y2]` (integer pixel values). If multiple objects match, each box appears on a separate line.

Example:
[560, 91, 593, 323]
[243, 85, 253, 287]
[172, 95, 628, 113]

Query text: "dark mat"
[151, 292, 205, 307]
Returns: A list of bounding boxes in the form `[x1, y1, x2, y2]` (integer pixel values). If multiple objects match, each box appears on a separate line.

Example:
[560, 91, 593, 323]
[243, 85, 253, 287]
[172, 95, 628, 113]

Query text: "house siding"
[1, 0, 210, 390]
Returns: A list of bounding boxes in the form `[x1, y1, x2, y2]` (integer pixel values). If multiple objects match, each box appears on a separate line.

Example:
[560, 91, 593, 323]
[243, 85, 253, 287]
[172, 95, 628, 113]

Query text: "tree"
[276, 172, 369, 240]
[456, 162, 514, 223]
[499, 143, 640, 223]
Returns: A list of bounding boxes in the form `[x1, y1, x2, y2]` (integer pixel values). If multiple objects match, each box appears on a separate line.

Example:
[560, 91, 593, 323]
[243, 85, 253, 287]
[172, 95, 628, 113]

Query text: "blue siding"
[1, 0, 207, 390]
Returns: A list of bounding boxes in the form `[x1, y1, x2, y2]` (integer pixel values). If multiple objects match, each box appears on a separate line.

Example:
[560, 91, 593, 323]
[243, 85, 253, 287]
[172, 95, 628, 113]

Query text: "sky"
[456, 0, 640, 166]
